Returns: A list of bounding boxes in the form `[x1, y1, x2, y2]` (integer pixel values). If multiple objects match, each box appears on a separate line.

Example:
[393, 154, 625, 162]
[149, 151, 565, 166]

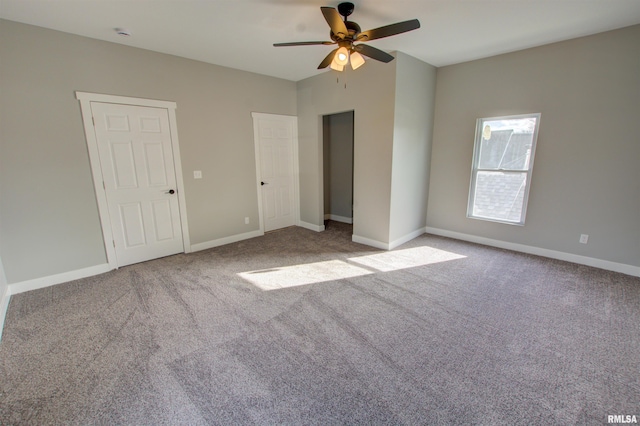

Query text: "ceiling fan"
[273, 2, 420, 71]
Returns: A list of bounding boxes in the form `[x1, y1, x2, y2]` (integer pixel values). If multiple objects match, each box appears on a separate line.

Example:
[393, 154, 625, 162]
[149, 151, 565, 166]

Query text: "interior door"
[255, 115, 297, 232]
[91, 102, 184, 267]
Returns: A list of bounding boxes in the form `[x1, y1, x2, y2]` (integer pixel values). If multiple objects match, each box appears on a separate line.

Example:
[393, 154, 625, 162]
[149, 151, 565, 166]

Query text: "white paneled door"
[91, 102, 184, 267]
[253, 114, 298, 232]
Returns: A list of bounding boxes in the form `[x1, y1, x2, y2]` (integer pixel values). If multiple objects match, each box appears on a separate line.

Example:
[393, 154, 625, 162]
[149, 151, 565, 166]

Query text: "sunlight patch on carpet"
[239, 246, 466, 291]
[349, 246, 466, 272]
[238, 259, 373, 290]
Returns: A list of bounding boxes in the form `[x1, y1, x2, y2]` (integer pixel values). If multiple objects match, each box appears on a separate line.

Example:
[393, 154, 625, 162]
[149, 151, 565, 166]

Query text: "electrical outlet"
[579, 234, 589, 244]
[245, 217, 250, 225]
[193, 170, 202, 179]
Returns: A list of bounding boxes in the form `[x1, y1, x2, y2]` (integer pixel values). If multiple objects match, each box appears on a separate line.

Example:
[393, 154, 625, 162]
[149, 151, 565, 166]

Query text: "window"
[468, 113, 540, 225]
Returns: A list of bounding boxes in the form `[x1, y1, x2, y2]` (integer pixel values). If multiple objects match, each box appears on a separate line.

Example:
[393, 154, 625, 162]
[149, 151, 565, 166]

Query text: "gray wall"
[297, 59, 397, 243]
[389, 52, 437, 243]
[323, 111, 354, 220]
[428, 25, 640, 267]
[297, 52, 436, 246]
[0, 20, 296, 283]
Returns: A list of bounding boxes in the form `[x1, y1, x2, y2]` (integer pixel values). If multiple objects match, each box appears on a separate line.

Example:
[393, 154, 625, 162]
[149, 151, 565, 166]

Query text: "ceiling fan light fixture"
[350, 51, 365, 69]
[335, 46, 349, 66]
[330, 60, 344, 71]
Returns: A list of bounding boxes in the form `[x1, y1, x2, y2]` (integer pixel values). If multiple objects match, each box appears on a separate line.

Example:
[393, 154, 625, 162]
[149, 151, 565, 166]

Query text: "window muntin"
[468, 113, 540, 225]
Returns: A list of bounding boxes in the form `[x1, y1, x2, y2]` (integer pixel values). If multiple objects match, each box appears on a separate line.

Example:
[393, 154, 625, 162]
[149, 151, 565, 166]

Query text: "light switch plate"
[193, 170, 202, 179]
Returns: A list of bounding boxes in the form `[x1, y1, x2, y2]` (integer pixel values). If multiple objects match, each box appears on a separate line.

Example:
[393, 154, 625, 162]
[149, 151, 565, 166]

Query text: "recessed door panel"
[119, 202, 146, 248]
[105, 114, 130, 132]
[264, 187, 277, 220]
[279, 187, 291, 217]
[261, 145, 274, 179]
[151, 199, 175, 241]
[139, 116, 161, 133]
[143, 142, 168, 187]
[110, 141, 138, 189]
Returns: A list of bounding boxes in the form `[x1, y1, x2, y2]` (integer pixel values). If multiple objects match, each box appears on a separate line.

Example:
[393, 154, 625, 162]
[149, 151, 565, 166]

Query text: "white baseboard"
[389, 227, 427, 250]
[6, 229, 259, 297]
[191, 230, 264, 252]
[9, 263, 112, 295]
[7, 230, 265, 297]
[298, 221, 325, 232]
[0, 256, 7, 342]
[425, 227, 640, 277]
[352, 234, 389, 250]
[324, 214, 353, 224]
[0, 285, 10, 342]
[352, 227, 427, 251]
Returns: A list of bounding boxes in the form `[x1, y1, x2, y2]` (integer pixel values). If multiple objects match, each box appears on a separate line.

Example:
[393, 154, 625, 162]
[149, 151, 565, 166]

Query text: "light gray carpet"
[1, 222, 638, 425]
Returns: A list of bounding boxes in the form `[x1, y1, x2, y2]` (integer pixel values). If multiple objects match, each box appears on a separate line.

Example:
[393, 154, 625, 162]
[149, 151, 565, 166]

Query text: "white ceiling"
[2, 0, 640, 82]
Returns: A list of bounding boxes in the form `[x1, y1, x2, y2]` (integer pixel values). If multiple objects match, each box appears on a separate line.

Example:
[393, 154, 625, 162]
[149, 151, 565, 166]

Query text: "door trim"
[76, 92, 191, 269]
[251, 112, 300, 233]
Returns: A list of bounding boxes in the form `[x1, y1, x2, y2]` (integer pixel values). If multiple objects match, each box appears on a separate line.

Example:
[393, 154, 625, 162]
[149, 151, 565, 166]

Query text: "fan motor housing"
[330, 20, 361, 41]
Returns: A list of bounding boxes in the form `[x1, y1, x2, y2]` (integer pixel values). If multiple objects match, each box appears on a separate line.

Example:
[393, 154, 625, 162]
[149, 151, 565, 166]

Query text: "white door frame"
[251, 112, 300, 233]
[76, 92, 191, 269]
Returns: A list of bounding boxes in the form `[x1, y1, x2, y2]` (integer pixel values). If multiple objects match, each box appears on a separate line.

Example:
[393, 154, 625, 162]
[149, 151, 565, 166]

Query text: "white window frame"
[467, 113, 541, 225]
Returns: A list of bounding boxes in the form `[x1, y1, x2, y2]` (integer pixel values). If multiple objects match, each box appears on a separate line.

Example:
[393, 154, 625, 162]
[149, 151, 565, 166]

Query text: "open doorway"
[323, 111, 354, 230]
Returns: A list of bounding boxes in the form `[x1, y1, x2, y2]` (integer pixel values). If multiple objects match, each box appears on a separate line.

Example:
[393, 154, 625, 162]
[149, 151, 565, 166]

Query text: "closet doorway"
[323, 111, 354, 226]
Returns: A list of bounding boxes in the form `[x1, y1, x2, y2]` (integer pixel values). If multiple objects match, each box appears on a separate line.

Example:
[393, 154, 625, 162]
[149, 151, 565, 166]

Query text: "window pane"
[468, 113, 540, 225]
[478, 117, 537, 171]
[478, 129, 513, 169]
[472, 171, 527, 222]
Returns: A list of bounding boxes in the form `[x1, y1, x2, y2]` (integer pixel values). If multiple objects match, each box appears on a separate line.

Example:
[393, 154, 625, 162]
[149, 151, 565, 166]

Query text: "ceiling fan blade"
[274, 41, 335, 47]
[321, 6, 348, 39]
[356, 19, 420, 42]
[318, 48, 339, 69]
[354, 44, 394, 63]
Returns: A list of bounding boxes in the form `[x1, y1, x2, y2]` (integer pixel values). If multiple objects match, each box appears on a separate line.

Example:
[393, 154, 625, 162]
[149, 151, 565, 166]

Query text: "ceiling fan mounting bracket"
[337, 2, 355, 19]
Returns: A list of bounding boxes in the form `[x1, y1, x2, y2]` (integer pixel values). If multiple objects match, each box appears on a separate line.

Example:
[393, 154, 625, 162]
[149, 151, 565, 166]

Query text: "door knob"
[166, 189, 175, 194]
[261, 181, 268, 186]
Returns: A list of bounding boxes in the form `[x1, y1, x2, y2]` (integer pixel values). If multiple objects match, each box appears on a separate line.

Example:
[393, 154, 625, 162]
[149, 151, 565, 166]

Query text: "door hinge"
[92, 117, 95, 127]
[102, 181, 105, 190]
[113, 240, 116, 248]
